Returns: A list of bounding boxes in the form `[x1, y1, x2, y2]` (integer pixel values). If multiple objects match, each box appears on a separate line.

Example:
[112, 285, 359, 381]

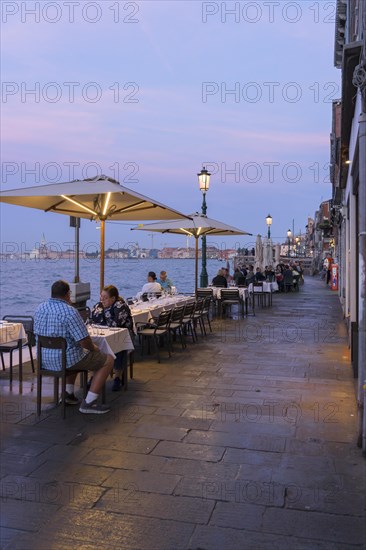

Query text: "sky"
[0, 0, 340, 254]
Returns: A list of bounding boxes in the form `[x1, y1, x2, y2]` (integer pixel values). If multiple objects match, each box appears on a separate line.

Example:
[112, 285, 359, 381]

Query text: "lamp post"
[198, 167, 211, 287]
[266, 214, 272, 239]
[287, 229, 292, 257]
[295, 236, 300, 257]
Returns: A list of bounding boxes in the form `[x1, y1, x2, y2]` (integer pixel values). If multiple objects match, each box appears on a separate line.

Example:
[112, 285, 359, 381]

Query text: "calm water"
[0, 258, 230, 318]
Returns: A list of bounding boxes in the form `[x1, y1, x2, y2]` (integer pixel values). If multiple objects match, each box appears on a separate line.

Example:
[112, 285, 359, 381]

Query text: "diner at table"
[91, 285, 135, 391]
[211, 268, 228, 287]
[34, 280, 114, 414]
[157, 270, 174, 292]
[141, 271, 163, 295]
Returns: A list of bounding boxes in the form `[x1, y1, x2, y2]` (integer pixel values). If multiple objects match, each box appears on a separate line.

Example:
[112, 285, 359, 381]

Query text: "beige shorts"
[68, 350, 108, 372]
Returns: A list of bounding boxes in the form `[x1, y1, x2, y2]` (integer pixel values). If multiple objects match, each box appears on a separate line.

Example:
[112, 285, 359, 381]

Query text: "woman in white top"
[141, 271, 162, 294]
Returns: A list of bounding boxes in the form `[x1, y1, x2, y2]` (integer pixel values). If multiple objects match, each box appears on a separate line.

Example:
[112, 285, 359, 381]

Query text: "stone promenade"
[0, 277, 365, 549]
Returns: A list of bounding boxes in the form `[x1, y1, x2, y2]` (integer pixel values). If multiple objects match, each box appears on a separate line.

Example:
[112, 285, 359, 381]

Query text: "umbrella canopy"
[275, 243, 281, 265]
[132, 213, 252, 292]
[255, 234, 263, 270]
[263, 237, 274, 269]
[0, 175, 188, 290]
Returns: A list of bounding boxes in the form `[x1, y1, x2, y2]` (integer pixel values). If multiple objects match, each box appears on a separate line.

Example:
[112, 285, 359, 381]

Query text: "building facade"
[331, 0, 366, 453]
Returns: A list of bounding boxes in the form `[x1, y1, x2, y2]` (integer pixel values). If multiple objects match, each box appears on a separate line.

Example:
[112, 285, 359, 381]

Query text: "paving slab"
[0, 277, 365, 549]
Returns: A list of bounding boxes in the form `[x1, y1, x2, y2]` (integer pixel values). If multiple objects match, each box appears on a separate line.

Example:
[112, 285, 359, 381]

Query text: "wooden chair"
[137, 310, 172, 363]
[252, 282, 268, 308]
[192, 298, 206, 337]
[168, 305, 186, 350]
[0, 315, 35, 383]
[196, 288, 214, 298]
[201, 296, 213, 332]
[37, 335, 88, 419]
[181, 302, 197, 343]
[220, 289, 244, 318]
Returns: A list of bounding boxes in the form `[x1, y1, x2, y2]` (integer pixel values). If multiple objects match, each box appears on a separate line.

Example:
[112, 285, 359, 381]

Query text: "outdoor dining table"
[248, 281, 279, 293]
[0, 321, 27, 383]
[87, 326, 134, 358]
[130, 295, 195, 329]
[210, 286, 249, 316]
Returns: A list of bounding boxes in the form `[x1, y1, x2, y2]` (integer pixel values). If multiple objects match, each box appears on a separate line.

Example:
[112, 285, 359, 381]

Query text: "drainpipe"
[353, 42, 366, 454]
[357, 111, 366, 455]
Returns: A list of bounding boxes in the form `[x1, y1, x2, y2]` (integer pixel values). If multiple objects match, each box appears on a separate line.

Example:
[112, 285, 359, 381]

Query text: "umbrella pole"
[195, 237, 198, 295]
[100, 219, 105, 292]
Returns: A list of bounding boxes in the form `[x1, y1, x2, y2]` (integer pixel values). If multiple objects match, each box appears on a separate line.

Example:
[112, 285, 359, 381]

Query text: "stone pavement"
[0, 277, 365, 549]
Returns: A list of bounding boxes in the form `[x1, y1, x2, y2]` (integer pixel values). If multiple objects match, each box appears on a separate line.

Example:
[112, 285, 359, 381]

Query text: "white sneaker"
[79, 399, 110, 414]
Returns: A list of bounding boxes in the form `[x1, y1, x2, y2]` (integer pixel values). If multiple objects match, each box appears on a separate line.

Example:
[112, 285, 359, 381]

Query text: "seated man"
[157, 270, 173, 292]
[283, 265, 294, 292]
[141, 271, 162, 294]
[245, 265, 256, 284]
[212, 269, 227, 287]
[245, 265, 255, 285]
[233, 268, 246, 286]
[34, 280, 114, 414]
[255, 268, 266, 282]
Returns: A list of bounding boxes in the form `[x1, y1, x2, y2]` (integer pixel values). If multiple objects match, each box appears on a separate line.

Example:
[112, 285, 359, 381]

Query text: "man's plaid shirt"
[34, 298, 88, 370]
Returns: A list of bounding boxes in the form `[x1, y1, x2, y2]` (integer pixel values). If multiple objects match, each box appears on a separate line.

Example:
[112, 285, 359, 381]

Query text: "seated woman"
[141, 272, 162, 295]
[212, 269, 227, 287]
[91, 285, 134, 391]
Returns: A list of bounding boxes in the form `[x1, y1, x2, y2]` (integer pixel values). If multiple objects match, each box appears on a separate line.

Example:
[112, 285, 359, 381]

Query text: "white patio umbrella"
[132, 213, 252, 292]
[255, 234, 263, 271]
[0, 176, 189, 290]
[275, 243, 281, 265]
[263, 237, 274, 268]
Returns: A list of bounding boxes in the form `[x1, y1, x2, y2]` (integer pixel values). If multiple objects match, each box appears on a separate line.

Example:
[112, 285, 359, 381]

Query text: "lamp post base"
[200, 271, 208, 288]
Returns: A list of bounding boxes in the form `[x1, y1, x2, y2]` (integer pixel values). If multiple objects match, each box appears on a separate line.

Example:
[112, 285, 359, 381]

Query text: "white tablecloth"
[130, 296, 195, 328]
[0, 322, 27, 347]
[88, 326, 134, 359]
[248, 282, 278, 293]
[211, 287, 248, 300]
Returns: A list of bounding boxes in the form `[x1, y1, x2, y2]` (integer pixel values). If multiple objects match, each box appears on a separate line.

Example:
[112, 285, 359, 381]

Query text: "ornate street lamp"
[198, 167, 211, 287]
[295, 236, 300, 257]
[266, 214, 272, 239]
[287, 229, 292, 257]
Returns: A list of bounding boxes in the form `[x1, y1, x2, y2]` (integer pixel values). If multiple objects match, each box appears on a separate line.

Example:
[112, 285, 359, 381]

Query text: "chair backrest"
[194, 298, 205, 313]
[202, 296, 212, 310]
[170, 305, 185, 323]
[253, 282, 264, 289]
[220, 289, 240, 300]
[183, 302, 195, 317]
[37, 335, 67, 372]
[3, 315, 35, 345]
[196, 288, 213, 298]
[156, 310, 171, 328]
